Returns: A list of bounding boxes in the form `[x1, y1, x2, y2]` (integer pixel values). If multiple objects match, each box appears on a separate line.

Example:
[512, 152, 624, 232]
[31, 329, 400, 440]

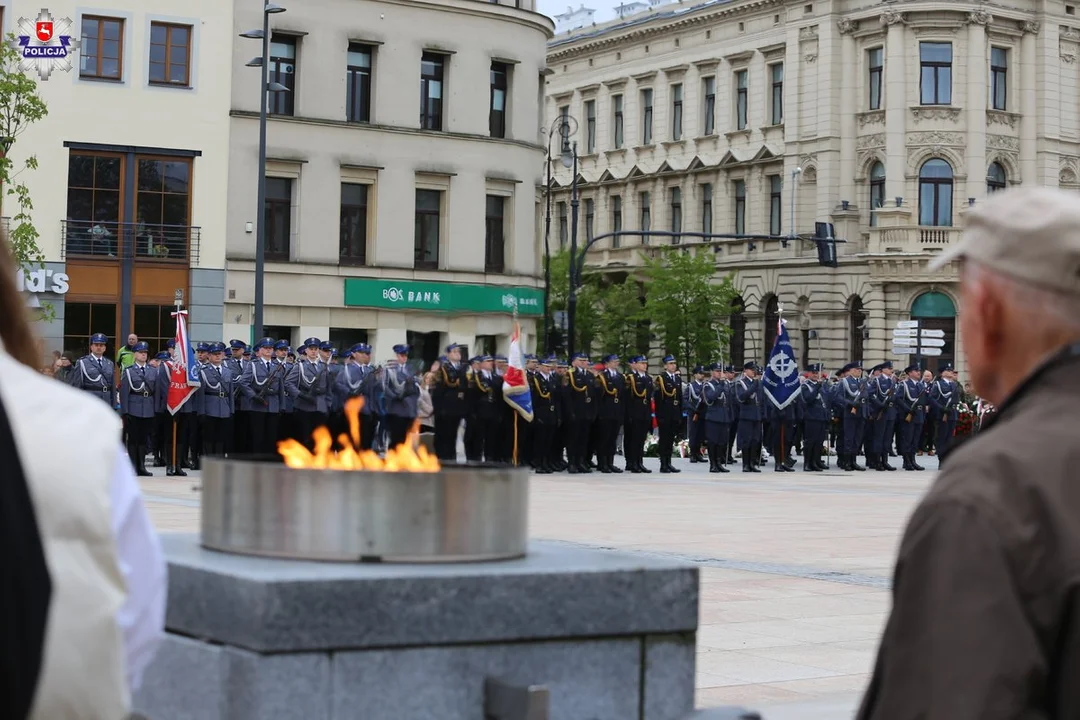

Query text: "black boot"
[714, 446, 729, 473]
[882, 453, 897, 471]
[774, 460, 791, 472]
[851, 455, 866, 471]
[136, 445, 153, 477]
[913, 457, 926, 471]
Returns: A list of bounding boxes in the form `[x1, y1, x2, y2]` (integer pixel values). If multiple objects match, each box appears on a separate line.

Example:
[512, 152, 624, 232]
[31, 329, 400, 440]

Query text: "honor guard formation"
[65, 331, 986, 475]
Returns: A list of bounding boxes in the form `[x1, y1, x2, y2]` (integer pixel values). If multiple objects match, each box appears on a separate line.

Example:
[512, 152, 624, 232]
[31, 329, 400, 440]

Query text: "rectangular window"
[420, 52, 445, 131]
[639, 191, 651, 242]
[484, 195, 506, 273]
[669, 187, 682, 242]
[339, 183, 369, 265]
[135, 157, 192, 259]
[611, 195, 622, 247]
[347, 44, 373, 123]
[733, 179, 746, 234]
[585, 99, 596, 153]
[770, 64, 784, 125]
[641, 88, 653, 144]
[671, 84, 683, 141]
[557, 201, 568, 247]
[269, 35, 297, 115]
[919, 42, 952, 106]
[66, 153, 121, 257]
[264, 177, 292, 261]
[703, 76, 716, 135]
[990, 47, 1008, 111]
[80, 16, 124, 80]
[612, 94, 624, 148]
[769, 175, 782, 235]
[735, 70, 749, 130]
[584, 198, 595, 241]
[490, 61, 508, 138]
[868, 47, 883, 110]
[64, 303, 117, 359]
[414, 188, 442, 268]
[701, 183, 713, 235]
[149, 22, 191, 86]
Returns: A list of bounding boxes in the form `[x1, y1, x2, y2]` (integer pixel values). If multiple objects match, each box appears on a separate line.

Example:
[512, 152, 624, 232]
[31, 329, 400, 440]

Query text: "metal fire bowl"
[200, 457, 529, 563]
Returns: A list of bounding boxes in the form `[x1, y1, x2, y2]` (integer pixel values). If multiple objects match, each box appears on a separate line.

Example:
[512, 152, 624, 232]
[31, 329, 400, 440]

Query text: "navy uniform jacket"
[70, 353, 116, 405]
[119, 363, 157, 418]
[684, 379, 705, 415]
[288, 359, 330, 414]
[800, 380, 830, 422]
[154, 362, 195, 415]
[226, 357, 247, 407]
[896, 378, 925, 420]
[434, 362, 469, 417]
[840, 376, 870, 418]
[198, 363, 233, 418]
[624, 371, 653, 423]
[596, 369, 625, 421]
[735, 376, 763, 422]
[653, 372, 682, 423]
[929, 378, 959, 421]
[702, 379, 734, 423]
[530, 371, 557, 425]
[337, 363, 377, 416]
[567, 368, 598, 422]
[384, 365, 420, 418]
[327, 363, 344, 413]
[238, 358, 285, 413]
[869, 375, 895, 419]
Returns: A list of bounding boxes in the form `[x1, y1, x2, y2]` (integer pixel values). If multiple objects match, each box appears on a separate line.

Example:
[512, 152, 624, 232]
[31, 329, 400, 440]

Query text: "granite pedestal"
[135, 534, 700, 720]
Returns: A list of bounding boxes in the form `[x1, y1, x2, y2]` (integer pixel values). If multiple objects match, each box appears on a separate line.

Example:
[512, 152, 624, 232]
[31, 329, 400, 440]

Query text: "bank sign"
[344, 278, 543, 316]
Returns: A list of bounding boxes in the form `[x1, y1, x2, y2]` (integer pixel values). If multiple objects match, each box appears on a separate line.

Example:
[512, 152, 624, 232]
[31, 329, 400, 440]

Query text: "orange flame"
[277, 396, 441, 472]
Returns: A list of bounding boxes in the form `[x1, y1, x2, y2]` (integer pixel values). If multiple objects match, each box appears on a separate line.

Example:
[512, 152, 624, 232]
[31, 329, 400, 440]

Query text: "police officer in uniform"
[468, 354, 503, 462]
[198, 342, 233, 458]
[702, 363, 732, 474]
[433, 343, 468, 461]
[654, 354, 682, 474]
[227, 339, 250, 454]
[69, 332, 116, 407]
[735, 362, 763, 473]
[839, 362, 869, 471]
[238, 337, 286, 454]
[799, 364, 829, 471]
[594, 354, 625, 473]
[289, 337, 330, 447]
[929, 363, 960, 457]
[154, 346, 195, 477]
[529, 357, 558, 473]
[384, 344, 420, 447]
[896, 363, 928, 471]
[684, 366, 707, 463]
[119, 341, 156, 476]
[551, 360, 570, 470]
[275, 340, 296, 442]
[867, 361, 898, 471]
[337, 343, 376, 449]
[623, 355, 652, 474]
[566, 353, 597, 474]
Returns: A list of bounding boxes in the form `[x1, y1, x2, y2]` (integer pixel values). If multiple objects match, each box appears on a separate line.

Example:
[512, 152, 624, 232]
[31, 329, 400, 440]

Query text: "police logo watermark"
[13, 10, 79, 81]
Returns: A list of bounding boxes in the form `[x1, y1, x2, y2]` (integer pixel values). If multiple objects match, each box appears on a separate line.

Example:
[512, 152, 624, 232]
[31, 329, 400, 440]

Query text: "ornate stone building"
[544, 0, 1074, 375]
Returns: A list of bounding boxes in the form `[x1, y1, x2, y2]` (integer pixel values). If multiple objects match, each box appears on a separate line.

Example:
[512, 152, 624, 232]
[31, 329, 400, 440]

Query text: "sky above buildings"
[538, 0, 621, 23]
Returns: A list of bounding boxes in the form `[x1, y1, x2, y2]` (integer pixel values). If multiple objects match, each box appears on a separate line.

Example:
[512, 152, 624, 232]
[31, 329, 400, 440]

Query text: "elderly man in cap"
[858, 188, 1080, 718]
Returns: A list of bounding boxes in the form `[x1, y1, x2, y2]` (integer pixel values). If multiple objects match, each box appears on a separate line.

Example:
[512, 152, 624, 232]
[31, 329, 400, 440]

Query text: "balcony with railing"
[868, 225, 962, 255]
[61, 220, 201, 265]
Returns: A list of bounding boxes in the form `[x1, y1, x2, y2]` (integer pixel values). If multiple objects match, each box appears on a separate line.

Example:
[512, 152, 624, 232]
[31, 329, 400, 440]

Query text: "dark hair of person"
[0, 236, 43, 369]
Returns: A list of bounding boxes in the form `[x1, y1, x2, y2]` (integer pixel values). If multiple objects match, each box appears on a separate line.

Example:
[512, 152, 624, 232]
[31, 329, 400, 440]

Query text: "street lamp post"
[240, 2, 288, 341]
[543, 115, 577, 355]
[565, 140, 580, 358]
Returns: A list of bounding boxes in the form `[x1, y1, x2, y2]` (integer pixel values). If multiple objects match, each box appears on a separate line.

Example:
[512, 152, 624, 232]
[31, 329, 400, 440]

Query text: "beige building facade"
[4, 0, 232, 359]
[545, 0, 1077, 376]
[223, 0, 553, 365]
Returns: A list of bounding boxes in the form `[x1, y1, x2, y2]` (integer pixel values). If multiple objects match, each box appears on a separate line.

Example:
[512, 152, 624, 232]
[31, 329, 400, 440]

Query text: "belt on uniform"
[215, 392, 228, 397]
[140, 391, 151, 397]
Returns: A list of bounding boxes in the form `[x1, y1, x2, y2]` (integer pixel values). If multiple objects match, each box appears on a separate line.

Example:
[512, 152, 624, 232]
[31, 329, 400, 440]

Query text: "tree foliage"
[543, 247, 602, 356]
[594, 278, 644, 357]
[639, 246, 739, 370]
[0, 34, 49, 269]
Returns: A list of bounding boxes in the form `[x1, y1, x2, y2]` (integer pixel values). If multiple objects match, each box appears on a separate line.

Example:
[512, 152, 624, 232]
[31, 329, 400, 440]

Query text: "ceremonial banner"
[166, 309, 200, 415]
[502, 323, 534, 422]
[762, 319, 801, 410]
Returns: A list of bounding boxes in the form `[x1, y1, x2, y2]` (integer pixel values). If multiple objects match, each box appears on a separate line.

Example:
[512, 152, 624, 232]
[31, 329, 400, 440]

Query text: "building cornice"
[384, 0, 555, 39]
[547, 0, 784, 61]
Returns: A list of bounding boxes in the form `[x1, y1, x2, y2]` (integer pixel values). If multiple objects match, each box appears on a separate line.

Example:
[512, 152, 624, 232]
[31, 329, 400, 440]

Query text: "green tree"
[542, 247, 602, 356]
[640, 246, 739, 370]
[0, 34, 49, 269]
[594, 278, 644, 357]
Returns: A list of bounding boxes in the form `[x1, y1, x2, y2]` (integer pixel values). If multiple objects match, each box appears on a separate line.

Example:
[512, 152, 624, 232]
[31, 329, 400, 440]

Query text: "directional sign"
[920, 348, 943, 357]
[920, 338, 946, 348]
[896, 320, 920, 329]
[891, 346, 916, 355]
[892, 337, 916, 346]
[920, 329, 945, 338]
[893, 328, 918, 337]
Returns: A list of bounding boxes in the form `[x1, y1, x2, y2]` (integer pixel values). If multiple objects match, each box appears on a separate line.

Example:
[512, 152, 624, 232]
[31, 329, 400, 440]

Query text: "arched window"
[763, 295, 779, 363]
[918, 158, 954, 227]
[869, 162, 886, 227]
[849, 296, 866, 363]
[987, 162, 1007, 193]
[729, 296, 746, 367]
[911, 291, 957, 375]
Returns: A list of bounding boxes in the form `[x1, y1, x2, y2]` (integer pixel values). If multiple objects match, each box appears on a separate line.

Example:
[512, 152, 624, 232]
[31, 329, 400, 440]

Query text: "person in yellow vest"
[0, 237, 167, 719]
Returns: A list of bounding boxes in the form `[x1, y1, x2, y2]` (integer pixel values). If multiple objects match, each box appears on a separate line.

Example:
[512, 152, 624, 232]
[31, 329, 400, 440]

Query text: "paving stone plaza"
[141, 455, 937, 718]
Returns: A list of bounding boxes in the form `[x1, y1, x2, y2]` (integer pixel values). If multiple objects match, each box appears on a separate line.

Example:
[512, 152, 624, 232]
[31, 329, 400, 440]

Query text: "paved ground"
[139, 452, 939, 718]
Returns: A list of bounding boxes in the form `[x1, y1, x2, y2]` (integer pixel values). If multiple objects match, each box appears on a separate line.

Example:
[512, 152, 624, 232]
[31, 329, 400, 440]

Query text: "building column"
[837, 19, 859, 205]
[883, 11, 907, 202]
[966, 14, 989, 202]
[1019, 22, 1039, 185]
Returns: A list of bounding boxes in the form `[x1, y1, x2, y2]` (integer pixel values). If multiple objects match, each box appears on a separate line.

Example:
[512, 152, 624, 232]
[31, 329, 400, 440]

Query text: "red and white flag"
[166, 309, 199, 415]
[502, 323, 534, 422]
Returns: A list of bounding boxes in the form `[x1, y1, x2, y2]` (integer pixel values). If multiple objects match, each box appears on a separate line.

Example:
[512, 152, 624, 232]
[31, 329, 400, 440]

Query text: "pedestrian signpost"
[892, 321, 947, 362]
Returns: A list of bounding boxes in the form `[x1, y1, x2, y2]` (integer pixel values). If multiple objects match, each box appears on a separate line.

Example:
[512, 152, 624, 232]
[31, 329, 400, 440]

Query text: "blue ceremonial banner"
[762, 319, 801, 410]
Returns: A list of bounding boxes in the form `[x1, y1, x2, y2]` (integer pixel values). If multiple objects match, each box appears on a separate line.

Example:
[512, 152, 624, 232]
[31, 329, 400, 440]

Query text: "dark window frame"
[768, 174, 782, 235]
[701, 183, 713, 234]
[869, 161, 886, 227]
[489, 61, 508, 138]
[703, 76, 716, 135]
[849, 296, 866, 364]
[148, 22, 192, 87]
[990, 47, 1008, 111]
[269, 35, 297, 116]
[770, 63, 784, 125]
[868, 47, 883, 110]
[671, 83, 683, 141]
[735, 70, 749, 130]
[264, 176, 293, 262]
[919, 42, 953, 106]
[987, 161, 1007, 193]
[484, 194, 506, 273]
[584, 197, 595, 241]
[611, 194, 622, 247]
[346, 43, 373, 124]
[80, 16, 124, 81]
[733, 179, 746, 234]
[557, 201, 568, 247]
[585, 99, 596, 153]
[918, 158, 954, 227]
[639, 190, 651, 242]
[669, 186, 681, 243]
[641, 88, 653, 144]
[414, 188, 442, 269]
[339, 182, 369, 266]
[420, 51, 446, 131]
[613, 94, 624, 148]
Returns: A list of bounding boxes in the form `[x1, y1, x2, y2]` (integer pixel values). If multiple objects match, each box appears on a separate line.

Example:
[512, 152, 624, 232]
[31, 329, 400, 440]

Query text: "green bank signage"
[344, 278, 543, 316]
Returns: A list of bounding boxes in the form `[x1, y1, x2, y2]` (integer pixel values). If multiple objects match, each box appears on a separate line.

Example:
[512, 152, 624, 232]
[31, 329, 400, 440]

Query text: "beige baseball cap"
[928, 187, 1080, 294]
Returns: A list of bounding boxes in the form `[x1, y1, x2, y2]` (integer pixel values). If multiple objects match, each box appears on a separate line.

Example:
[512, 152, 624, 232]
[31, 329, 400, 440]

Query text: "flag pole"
[512, 303, 519, 466]
[513, 413, 519, 466]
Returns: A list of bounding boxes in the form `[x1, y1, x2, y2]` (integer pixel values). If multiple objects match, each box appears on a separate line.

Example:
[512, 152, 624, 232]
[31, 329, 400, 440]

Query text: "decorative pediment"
[656, 160, 676, 174]
[718, 150, 749, 167]
[686, 156, 708, 172]
[626, 165, 647, 179]
[549, 177, 563, 189]
[574, 172, 590, 186]
[751, 145, 783, 163]
[598, 169, 617, 183]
